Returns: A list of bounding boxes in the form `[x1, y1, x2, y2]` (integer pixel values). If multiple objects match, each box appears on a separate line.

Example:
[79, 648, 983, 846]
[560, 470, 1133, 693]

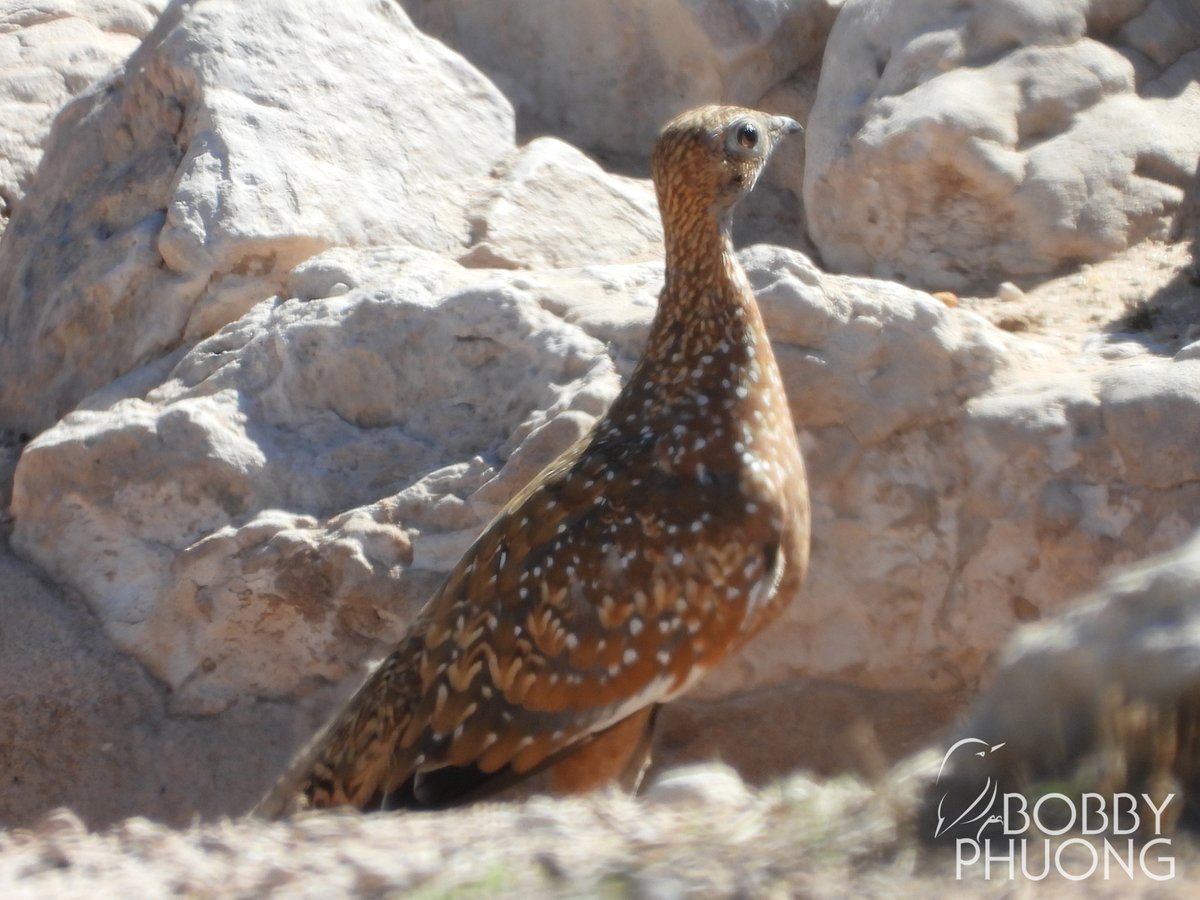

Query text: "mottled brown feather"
[255, 105, 810, 818]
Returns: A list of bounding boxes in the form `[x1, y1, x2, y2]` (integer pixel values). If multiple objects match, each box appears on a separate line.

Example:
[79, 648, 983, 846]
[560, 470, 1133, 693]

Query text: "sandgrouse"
[256, 105, 810, 816]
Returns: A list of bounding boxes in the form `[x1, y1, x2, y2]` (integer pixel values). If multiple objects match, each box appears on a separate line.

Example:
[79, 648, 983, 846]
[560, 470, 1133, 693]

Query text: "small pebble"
[1175, 340, 1200, 361]
[645, 763, 753, 807]
[1082, 333, 1148, 359]
[996, 281, 1024, 302]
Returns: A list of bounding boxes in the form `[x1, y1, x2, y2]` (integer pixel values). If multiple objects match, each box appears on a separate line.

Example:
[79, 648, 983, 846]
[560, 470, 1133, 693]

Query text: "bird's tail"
[252, 648, 418, 819]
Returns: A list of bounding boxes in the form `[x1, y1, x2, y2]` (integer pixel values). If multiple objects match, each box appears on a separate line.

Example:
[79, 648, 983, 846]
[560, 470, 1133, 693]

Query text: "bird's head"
[651, 105, 801, 227]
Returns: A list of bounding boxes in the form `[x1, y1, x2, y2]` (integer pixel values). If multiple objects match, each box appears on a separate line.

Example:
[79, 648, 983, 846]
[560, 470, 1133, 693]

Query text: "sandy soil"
[953, 240, 1200, 364]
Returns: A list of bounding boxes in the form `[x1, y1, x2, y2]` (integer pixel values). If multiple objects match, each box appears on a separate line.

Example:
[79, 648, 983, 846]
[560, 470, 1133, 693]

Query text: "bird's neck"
[646, 208, 762, 371]
[602, 206, 779, 444]
[660, 202, 737, 300]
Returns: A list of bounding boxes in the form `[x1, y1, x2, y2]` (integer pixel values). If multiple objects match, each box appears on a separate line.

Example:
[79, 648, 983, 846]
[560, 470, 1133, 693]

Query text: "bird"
[255, 104, 810, 817]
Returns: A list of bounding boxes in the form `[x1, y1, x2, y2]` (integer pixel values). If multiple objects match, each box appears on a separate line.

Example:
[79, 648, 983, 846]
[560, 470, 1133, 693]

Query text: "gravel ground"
[1, 762, 1197, 898]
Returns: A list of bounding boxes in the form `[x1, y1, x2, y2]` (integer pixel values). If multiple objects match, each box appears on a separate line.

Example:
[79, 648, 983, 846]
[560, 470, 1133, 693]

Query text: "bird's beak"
[771, 115, 803, 138]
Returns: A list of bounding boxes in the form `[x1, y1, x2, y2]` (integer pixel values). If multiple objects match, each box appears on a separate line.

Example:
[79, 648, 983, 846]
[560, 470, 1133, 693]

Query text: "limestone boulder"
[805, 0, 1200, 289]
[0, 0, 514, 435]
[0, 0, 165, 232]
[0, 550, 340, 829]
[11, 246, 620, 712]
[399, 0, 842, 158]
[461, 137, 663, 270]
[951, 359, 1200, 666]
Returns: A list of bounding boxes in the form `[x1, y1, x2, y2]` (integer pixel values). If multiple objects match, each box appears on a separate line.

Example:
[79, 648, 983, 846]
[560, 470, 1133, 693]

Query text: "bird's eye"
[724, 119, 762, 157]
[736, 122, 758, 149]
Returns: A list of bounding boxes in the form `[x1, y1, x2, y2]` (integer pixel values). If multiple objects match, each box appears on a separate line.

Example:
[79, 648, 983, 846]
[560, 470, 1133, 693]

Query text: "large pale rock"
[970, 526, 1200, 757]
[0, 0, 165, 230]
[15, 224, 1200, 713]
[400, 0, 841, 158]
[805, 0, 1200, 289]
[0, 550, 340, 829]
[11, 246, 618, 712]
[462, 137, 663, 269]
[950, 359, 1200, 671]
[0, 0, 514, 435]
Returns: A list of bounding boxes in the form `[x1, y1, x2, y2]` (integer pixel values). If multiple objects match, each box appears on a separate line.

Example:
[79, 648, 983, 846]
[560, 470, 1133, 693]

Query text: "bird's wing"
[256, 435, 786, 816]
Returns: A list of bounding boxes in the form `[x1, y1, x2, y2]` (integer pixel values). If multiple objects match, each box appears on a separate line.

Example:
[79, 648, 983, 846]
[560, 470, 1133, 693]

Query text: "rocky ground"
[2, 762, 1198, 899]
[959, 241, 1199, 358]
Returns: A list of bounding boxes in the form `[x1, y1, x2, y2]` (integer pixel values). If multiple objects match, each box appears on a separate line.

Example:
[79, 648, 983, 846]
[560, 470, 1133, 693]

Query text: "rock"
[924, 528, 1200, 839]
[954, 360, 1200, 670]
[643, 762, 753, 808]
[11, 246, 620, 712]
[744, 245, 1008, 444]
[805, 0, 1200, 289]
[0, 0, 514, 434]
[0, 0, 166, 233]
[1100, 360, 1200, 488]
[697, 253, 1200, 700]
[996, 282, 1024, 303]
[695, 245, 1019, 697]
[400, 0, 841, 158]
[0, 550, 339, 828]
[461, 137, 662, 270]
